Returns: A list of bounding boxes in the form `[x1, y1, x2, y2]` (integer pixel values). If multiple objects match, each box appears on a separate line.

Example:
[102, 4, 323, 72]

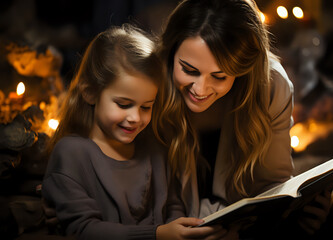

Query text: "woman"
[152, 0, 331, 237]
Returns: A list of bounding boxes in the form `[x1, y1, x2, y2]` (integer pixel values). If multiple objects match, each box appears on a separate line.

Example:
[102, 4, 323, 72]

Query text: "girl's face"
[90, 71, 158, 145]
[173, 36, 236, 113]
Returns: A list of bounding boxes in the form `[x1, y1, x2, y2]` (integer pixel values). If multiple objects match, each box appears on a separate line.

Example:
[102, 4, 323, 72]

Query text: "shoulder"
[53, 135, 92, 151]
[45, 135, 97, 176]
[269, 59, 294, 100]
[268, 59, 294, 118]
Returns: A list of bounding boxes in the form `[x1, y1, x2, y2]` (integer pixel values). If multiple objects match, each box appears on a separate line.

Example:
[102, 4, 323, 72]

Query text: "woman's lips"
[187, 89, 211, 103]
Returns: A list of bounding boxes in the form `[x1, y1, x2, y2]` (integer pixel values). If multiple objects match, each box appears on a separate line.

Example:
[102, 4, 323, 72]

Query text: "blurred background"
[0, 0, 332, 239]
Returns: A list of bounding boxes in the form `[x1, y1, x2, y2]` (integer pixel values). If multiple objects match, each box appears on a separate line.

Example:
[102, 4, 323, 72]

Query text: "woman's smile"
[173, 36, 236, 113]
[187, 88, 212, 102]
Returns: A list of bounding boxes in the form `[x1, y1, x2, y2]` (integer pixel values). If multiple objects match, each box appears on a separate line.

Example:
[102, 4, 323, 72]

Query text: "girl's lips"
[119, 125, 137, 134]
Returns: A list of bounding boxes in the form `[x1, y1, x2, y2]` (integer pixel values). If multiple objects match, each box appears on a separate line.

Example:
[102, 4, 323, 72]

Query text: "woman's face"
[173, 36, 236, 113]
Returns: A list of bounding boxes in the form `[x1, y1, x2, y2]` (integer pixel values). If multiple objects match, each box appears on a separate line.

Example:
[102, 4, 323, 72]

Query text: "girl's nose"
[127, 108, 140, 122]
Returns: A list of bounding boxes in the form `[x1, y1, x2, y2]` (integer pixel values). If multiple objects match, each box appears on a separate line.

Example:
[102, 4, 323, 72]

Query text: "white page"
[257, 159, 333, 198]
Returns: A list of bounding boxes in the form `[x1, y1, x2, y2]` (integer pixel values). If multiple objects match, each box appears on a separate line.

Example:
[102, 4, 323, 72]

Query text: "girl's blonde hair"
[48, 24, 163, 153]
[153, 0, 276, 198]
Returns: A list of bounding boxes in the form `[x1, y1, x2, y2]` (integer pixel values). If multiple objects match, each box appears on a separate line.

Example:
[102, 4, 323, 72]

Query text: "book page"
[257, 158, 333, 198]
[199, 159, 333, 227]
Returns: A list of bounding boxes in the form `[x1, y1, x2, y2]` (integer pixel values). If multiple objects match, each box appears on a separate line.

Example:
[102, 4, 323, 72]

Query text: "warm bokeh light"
[290, 120, 333, 152]
[277, 6, 288, 19]
[291, 136, 300, 148]
[16, 82, 25, 96]
[48, 119, 59, 130]
[259, 11, 266, 23]
[292, 6, 304, 19]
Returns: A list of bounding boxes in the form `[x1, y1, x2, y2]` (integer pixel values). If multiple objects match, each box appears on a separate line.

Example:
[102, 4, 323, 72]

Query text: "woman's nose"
[192, 76, 209, 96]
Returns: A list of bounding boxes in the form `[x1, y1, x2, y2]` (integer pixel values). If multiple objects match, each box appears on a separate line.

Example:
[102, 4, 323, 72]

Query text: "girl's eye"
[116, 103, 132, 109]
[181, 67, 200, 76]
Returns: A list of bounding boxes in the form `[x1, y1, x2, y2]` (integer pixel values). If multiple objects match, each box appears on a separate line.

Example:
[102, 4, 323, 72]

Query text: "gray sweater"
[42, 133, 185, 240]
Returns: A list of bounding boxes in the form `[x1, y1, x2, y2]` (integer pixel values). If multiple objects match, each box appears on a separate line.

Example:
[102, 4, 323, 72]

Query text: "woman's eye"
[141, 106, 152, 111]
[116, 103, 132, 109]
[181, 67, 200, 76]
[212, 75, 227, 80]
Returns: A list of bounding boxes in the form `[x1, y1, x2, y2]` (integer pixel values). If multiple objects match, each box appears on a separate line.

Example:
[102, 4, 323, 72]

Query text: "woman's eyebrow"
[144, 99, 155, 103]
[212, 70, 224, 74]
[179, 58, 199, 71]
[179, 58, 224, 74]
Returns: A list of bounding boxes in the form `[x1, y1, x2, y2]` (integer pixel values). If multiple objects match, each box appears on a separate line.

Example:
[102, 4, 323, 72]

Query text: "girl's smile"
[118, 124, 138, 134]
[90, 70, 157, 151]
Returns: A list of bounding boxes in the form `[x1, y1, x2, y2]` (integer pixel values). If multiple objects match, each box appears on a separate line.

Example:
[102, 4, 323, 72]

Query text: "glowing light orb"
[16, 82, 25, 95]
[292, 7, 304, 19]
[48, 119, 59, 130]
[291, 136, 300, 148]
[277, 6, 288, 19]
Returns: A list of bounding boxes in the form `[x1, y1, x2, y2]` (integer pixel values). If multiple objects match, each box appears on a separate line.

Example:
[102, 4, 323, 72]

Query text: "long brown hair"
[48, 24, 163, 153]
[153, 0, 275, 197]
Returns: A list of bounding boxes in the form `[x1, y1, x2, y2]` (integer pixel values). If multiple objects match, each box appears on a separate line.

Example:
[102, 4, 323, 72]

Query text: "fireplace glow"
[16, 82, 25, 96]
[290, 119, 333, 152]
[291, 135, 300, 148]
[48, 119, 59, 130]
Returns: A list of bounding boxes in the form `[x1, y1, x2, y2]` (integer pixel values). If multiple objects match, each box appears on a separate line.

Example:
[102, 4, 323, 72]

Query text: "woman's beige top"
[185, 59, 294, 217]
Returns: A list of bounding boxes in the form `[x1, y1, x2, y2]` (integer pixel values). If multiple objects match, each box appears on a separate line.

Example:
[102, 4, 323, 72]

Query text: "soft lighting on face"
[292, 7, 304, 19]
[48, 119, 59, 130]
[277, 6, 288, 19]
[291, 136, 300, 148]
[16, 82, 25, 96]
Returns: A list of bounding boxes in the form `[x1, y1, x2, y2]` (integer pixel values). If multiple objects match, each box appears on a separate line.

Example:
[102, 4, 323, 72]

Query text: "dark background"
[0, 1, 332, 239]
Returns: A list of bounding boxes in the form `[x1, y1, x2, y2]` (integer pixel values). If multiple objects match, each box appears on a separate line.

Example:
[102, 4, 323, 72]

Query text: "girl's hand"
[297, 190, 332, 235]
[156, 217, 239, 240]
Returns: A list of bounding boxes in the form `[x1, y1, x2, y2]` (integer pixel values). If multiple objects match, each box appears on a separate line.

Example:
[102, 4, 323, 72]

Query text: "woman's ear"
[79, 84, 96, 105]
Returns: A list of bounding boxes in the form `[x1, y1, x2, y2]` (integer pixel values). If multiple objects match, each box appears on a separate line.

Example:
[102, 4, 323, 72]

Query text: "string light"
[277, 6, 288, 19]
[292, 7, 304, 19]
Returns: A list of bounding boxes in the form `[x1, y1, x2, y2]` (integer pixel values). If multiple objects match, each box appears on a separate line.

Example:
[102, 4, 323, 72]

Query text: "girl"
[42, 24, 226, 239]
[153, 0, 331, 237]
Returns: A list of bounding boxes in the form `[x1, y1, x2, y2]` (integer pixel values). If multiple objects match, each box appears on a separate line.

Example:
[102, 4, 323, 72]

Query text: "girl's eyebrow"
[114, 97, 155, 103]
[179, 58, 224, 74]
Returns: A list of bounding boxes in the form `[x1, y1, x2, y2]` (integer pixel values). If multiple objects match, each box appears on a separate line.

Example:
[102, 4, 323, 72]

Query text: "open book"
[198, 158, 333, 235]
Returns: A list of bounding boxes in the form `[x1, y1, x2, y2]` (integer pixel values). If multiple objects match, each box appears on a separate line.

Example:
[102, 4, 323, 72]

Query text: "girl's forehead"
[106, 71, 158, 98]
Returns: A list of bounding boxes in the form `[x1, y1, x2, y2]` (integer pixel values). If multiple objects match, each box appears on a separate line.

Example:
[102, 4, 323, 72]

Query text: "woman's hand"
[297, 190, 332, 235]
[156, 217, 239, 240]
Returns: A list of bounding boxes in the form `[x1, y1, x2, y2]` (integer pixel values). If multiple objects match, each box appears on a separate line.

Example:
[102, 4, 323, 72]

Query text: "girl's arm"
[156, 217, 238, 240]
[42, 172, 157, 240]
[43, 173, 233, 240]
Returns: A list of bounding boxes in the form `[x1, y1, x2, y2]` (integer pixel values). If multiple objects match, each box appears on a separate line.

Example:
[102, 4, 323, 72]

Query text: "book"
[198, 158, 333, 236]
